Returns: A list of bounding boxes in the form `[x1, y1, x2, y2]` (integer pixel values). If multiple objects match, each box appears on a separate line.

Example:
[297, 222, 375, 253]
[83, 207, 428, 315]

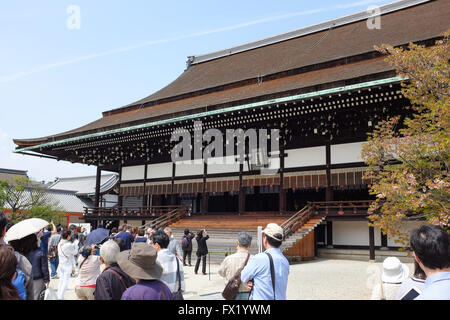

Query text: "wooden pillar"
[118, 166, 123, 208]
[314, 226, 318, 257]
[326, 220, 333, 248]
[170, 163, 176, 205]
[369, 225, 375, 260]
[143, 164, 148, 206]
[325, 142, 333, 202]
[381, 231, 388, 250]
[94, 166, 102, 208]
[279, 139, 286, 214]
[239, 162, 245, 215]
[202, 162, 208, 215]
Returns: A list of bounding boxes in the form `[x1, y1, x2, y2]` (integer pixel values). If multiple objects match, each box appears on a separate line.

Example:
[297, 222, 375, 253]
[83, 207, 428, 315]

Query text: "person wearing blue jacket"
[0, 213, 34, 300]
[9, 233, 50, 300]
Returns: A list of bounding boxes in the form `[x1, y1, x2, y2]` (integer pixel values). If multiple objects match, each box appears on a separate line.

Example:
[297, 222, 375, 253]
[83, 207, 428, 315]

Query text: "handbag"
[222, 253, 250, 300]
[38, 286, 57, 300]
[48, 246, 58, 259]
[172, 258, 184, 300]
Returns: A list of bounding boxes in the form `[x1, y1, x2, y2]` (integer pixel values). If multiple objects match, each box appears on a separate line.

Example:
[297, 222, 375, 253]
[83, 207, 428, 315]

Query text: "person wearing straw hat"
[118, 242, 172, 300]
[371, 256, 409, 300]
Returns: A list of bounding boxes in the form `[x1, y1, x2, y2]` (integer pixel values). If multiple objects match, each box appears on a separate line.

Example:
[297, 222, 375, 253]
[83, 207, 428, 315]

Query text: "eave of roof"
[48, 173, 119, 196]
[14, 74, 406, 153]
[13, 56, 396, 148]
[0, 168, 28, 175]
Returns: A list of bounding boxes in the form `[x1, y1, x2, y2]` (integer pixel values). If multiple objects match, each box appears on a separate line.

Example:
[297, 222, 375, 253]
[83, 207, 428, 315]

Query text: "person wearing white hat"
[241, 223, 290, 300]
[371, 256, 410, 300]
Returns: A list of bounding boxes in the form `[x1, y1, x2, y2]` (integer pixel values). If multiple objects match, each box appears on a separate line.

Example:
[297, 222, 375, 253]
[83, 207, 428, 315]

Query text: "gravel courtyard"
[49, 258, 414, 300]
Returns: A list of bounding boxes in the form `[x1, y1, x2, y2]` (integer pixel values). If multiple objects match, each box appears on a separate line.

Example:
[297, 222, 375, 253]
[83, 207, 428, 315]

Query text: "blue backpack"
[12, 269, 26, 300]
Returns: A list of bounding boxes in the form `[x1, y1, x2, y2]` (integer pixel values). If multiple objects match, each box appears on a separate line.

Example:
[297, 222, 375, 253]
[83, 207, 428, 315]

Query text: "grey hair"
[237, 231, 252, 248]
[164, 227, 172, 234]
[100, 240, 120, 264]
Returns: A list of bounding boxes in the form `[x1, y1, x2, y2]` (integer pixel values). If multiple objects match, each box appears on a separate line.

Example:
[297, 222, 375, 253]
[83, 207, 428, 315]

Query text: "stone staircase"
[165, 208, 325, 263]
[167, 213, 289, 264]
[170, 228, 260, 264]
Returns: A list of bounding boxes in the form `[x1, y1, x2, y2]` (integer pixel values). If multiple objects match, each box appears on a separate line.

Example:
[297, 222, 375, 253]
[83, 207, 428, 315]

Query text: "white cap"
[263, 223, 284, 242]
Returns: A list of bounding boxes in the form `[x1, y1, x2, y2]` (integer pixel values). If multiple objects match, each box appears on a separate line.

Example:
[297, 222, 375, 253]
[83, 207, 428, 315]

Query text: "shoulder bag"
[105, 268, 128, 291]
[266, 252, 276, 300]
[222, 253, 250, 300]
[172, 258, 184, 300]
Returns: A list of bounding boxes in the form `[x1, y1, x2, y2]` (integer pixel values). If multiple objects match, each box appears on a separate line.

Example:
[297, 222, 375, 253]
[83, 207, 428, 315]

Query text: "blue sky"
[0, 0, 394, 182]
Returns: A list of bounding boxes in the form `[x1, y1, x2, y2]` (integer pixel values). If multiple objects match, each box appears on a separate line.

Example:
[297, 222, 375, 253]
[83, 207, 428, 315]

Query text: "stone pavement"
[48, 257, 415, 300]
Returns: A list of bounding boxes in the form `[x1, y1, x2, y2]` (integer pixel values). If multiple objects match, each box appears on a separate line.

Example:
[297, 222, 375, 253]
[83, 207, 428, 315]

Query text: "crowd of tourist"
[369, 224, 450, 300]
[0, 211, 449, 301]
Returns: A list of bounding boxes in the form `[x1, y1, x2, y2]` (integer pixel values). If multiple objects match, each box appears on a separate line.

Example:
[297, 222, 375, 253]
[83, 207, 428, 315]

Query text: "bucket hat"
[117, 243, 163, 280]
[382, 257, 409, 283]
[263, 223, 284, 242]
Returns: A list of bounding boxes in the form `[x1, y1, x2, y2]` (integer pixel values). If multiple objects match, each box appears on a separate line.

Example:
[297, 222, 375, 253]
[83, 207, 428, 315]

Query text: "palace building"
[13, 0, 449, 260]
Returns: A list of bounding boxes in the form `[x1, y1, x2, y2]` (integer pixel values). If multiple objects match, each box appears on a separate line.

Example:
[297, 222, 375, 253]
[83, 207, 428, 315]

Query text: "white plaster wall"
[121, 165, 145, 181]
[101, 194, 118, 208]
[284, 146, 326, 168]
[387, 221, 426, 247]
[332, 221, 381, 246]
[331, 142, 364, 165]
[147, 162, 172, 179]
[207, 156, 240, 174]
[175, 160, 204, 177]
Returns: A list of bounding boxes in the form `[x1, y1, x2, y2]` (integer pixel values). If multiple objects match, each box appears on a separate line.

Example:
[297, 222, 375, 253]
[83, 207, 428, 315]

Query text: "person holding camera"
[194, 229, 209, 275]
[74, 244, 102, 300]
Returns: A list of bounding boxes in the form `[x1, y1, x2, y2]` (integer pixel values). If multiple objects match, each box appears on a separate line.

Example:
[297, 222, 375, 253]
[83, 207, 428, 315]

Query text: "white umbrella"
[4, 218, 49, 242]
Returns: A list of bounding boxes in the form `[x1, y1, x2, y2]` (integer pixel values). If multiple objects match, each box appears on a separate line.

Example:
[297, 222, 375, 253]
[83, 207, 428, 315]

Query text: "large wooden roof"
[14, 0, 450, 149]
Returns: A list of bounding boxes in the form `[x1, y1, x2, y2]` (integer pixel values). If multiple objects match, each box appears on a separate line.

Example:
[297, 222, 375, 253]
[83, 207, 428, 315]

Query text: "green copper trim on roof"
[15, 76, 405, 153]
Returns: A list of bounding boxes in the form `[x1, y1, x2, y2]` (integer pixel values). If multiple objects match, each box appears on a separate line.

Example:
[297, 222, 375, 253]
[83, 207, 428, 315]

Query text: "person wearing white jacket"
[57, 228, 78, 300]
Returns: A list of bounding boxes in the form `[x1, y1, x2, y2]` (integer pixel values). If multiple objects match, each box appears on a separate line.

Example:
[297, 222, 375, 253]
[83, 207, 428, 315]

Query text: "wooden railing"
[83, 205, 187, 219]
[142, 205, 190, 230]
[309, 200, 373, 216]
[281, 200, 374, 239]
[281, 205, 315, 239]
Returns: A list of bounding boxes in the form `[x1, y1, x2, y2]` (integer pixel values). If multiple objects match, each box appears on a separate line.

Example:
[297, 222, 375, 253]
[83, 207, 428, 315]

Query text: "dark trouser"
[183, 250, 192, 266]
[195, 254, 207, 274]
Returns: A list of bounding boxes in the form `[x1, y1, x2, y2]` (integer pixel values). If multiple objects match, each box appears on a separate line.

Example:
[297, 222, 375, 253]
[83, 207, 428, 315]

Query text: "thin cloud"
[0, 128, 9, 141]
[0, 0, 387, 84]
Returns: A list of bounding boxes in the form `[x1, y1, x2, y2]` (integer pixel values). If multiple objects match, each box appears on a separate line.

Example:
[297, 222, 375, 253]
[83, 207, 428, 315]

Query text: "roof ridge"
[188, 0, 430, 66]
